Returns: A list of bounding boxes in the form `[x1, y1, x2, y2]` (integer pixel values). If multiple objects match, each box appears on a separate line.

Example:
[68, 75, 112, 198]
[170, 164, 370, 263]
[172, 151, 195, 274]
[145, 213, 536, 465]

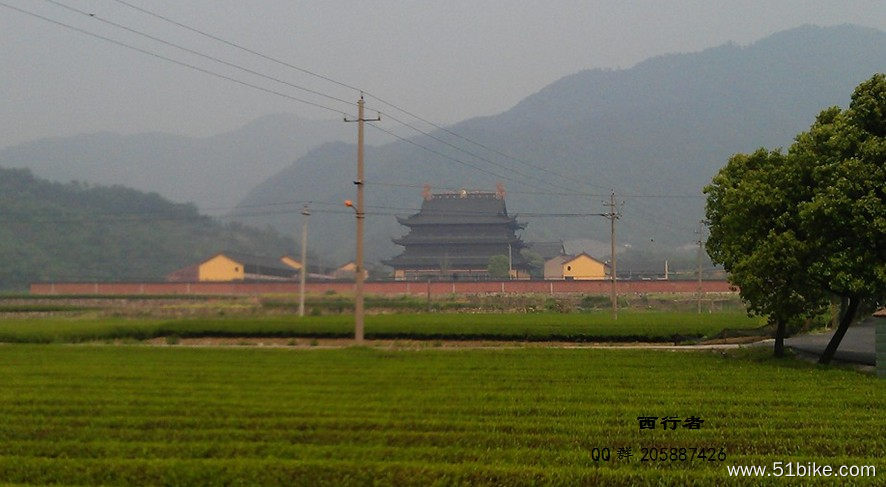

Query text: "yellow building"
[333, 262, 369, 281]
[167, 252, 301, 282]
[280, 256, 303, 270]
[545, 253, 608, 280]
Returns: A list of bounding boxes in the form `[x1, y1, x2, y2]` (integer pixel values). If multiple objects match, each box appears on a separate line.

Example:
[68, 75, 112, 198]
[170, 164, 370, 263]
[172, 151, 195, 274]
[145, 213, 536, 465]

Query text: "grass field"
[0, 345, 881, 485]
[0, 311, 764, 343]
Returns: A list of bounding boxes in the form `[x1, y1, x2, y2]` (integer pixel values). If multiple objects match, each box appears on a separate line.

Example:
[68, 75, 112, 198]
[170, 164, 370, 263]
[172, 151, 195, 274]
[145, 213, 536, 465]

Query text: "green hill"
[0, 167, 295, 290]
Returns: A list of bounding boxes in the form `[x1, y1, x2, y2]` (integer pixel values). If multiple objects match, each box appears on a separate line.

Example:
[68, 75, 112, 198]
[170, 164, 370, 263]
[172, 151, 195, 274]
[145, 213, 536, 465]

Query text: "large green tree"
[705, 73, 885, 361]
[790, 74, 885, 363]
[705, 149, 827, 356]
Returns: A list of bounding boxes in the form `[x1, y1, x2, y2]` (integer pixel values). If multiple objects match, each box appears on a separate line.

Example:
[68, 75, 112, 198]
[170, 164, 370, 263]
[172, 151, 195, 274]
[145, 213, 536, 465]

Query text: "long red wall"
[30, 280, 735, 296]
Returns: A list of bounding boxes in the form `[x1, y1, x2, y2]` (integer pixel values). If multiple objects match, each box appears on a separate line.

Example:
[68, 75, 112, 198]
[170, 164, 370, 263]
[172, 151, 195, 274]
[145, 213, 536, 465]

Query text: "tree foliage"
[519, 249, 546, 279]
[705, 73, 885, 361]
[705, 150, 827, 356]
[487, 255, 511, 279]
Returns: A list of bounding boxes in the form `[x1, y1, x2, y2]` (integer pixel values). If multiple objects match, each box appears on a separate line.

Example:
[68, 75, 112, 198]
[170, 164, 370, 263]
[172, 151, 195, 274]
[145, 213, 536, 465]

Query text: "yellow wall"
[198, 255, 245, 282]
[562, 254, 606, 280]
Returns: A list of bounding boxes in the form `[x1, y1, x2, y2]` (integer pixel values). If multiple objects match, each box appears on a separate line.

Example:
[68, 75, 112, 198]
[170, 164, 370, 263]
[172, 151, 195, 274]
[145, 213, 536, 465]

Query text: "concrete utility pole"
[696, 220, 705, 314]
[344, 95, 380, 342]
[604, 190, 621, 319]
[298, 204, 310, 317]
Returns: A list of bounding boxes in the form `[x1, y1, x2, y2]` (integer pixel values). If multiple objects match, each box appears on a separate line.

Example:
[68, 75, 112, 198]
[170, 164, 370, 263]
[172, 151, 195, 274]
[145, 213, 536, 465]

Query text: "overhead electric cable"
[39, 0, 582, 194]
[368, 110, 583, 194]
[3, 206, 612, 225]
[108, 0, 614, 193]
[17, 1, 705, 214]
[42, 0, 355, 111]
[364, 123, 523, 188]
[0, 2, 350, 117]
[364, 181, 701, 199]
[363, 96, 614, 192]
[109, 0, 365, 94]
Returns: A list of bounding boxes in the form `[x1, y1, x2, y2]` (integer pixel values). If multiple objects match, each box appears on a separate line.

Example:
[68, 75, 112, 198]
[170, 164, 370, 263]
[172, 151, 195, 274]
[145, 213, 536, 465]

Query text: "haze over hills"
[0, 166, 295, 290]
[3, 24, 883, 273]
[234, 24, 886, 264]
[0, 113, 354, 211]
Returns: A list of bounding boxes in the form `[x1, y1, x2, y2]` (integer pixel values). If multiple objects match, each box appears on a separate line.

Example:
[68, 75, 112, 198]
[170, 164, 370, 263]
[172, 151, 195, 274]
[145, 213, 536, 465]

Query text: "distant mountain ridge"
[234, 24, 886, 264]
[3, 25, 883, 269]
[0, 113, 353, 210]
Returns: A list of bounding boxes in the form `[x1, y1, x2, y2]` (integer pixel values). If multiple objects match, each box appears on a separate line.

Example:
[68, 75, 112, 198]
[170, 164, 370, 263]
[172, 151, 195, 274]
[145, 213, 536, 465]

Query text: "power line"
[42, 0, 355, 111]
[370, 110, 584, 194]
[363, 96, 614, 192]
[2, 202, 615, 225]
[6, 1, 707, 239]
[363, 181, 702, 199]
[36, 1, 703, 202]
[364, 122, 524, 187]
[30, 1, 588, 196]
[109, 0, 613, 194]
[0, 2, 350, 117]
[109, 0, 364, 94]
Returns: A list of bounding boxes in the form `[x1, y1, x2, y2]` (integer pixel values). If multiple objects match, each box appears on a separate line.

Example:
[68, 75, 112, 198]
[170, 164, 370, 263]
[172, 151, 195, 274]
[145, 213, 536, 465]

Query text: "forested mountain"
[234, 25, 886, 264]
[0, 113, 354, 211]
[0, 167, 294, 290]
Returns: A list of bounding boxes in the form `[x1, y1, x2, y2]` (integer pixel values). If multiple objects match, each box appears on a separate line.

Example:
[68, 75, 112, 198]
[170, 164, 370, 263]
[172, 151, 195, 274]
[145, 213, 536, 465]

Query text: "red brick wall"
[30, 280, 735, 296]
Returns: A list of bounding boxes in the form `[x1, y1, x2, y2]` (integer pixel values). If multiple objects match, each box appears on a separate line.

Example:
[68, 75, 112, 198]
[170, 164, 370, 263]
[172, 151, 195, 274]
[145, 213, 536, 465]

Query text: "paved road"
[786, 317, 878, 365]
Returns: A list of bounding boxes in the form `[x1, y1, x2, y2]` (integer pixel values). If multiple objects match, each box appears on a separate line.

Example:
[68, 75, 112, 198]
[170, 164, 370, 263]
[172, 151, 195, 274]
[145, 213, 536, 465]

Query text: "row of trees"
[705, 74, 884, 363]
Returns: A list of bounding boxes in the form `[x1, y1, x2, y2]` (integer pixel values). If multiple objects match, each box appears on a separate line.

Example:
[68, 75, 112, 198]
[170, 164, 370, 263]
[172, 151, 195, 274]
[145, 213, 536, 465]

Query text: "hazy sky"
[1, 0, 884, 149]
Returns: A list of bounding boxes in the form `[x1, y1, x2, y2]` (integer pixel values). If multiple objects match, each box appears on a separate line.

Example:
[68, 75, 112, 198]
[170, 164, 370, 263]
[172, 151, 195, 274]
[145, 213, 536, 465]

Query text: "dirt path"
[124, 336, 767, 350]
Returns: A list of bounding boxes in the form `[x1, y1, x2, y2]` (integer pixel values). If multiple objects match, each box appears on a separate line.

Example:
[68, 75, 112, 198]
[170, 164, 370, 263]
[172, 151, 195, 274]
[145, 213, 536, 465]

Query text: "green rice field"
[0, 311, 763, 343]
[0, 345, 881, 485]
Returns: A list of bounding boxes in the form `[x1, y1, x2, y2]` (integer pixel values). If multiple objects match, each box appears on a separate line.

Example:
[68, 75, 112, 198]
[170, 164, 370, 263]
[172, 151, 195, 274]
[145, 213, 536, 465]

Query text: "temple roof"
[397, 192, 524, 227]
[393, 235, 525, 246]
[387, 190, 529, 271]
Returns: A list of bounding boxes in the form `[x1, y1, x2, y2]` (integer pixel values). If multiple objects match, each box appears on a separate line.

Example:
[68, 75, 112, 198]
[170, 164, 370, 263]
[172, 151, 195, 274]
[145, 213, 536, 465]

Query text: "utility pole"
[696, 220, 705, 314]
[298, 204, 310, 317]
[426, 277, 431, 312]
[604, 190, 621, 319]
[344, 94, 380, 342]
[508, 243, 513, 279]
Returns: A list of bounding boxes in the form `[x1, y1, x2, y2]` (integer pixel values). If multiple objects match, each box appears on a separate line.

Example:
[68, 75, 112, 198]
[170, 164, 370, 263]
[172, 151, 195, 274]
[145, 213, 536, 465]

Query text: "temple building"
[384, 186, 529, 280]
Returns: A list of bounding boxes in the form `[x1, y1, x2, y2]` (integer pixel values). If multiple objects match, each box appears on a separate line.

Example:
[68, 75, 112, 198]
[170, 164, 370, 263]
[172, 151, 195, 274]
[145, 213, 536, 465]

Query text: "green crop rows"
[0, 311, 763, 343]
[0, 346, 881, 485]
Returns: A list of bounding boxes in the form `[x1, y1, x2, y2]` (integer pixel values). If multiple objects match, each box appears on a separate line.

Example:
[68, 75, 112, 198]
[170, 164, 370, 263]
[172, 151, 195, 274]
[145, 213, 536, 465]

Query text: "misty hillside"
[234, 24, 886, 264]
[0, 113, 353, 211]
[0, 167, 294, 290]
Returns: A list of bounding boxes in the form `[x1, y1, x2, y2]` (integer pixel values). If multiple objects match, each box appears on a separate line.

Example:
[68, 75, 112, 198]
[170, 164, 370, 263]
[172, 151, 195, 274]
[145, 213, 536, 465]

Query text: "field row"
[0, 346, 881, 485]
[0, 311, 764, 343]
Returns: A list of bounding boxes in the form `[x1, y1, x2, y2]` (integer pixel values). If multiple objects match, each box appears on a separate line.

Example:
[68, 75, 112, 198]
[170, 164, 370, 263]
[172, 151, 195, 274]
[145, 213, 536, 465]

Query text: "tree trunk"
[818, 296, 858, 365]
[774, 319, 786, 357]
